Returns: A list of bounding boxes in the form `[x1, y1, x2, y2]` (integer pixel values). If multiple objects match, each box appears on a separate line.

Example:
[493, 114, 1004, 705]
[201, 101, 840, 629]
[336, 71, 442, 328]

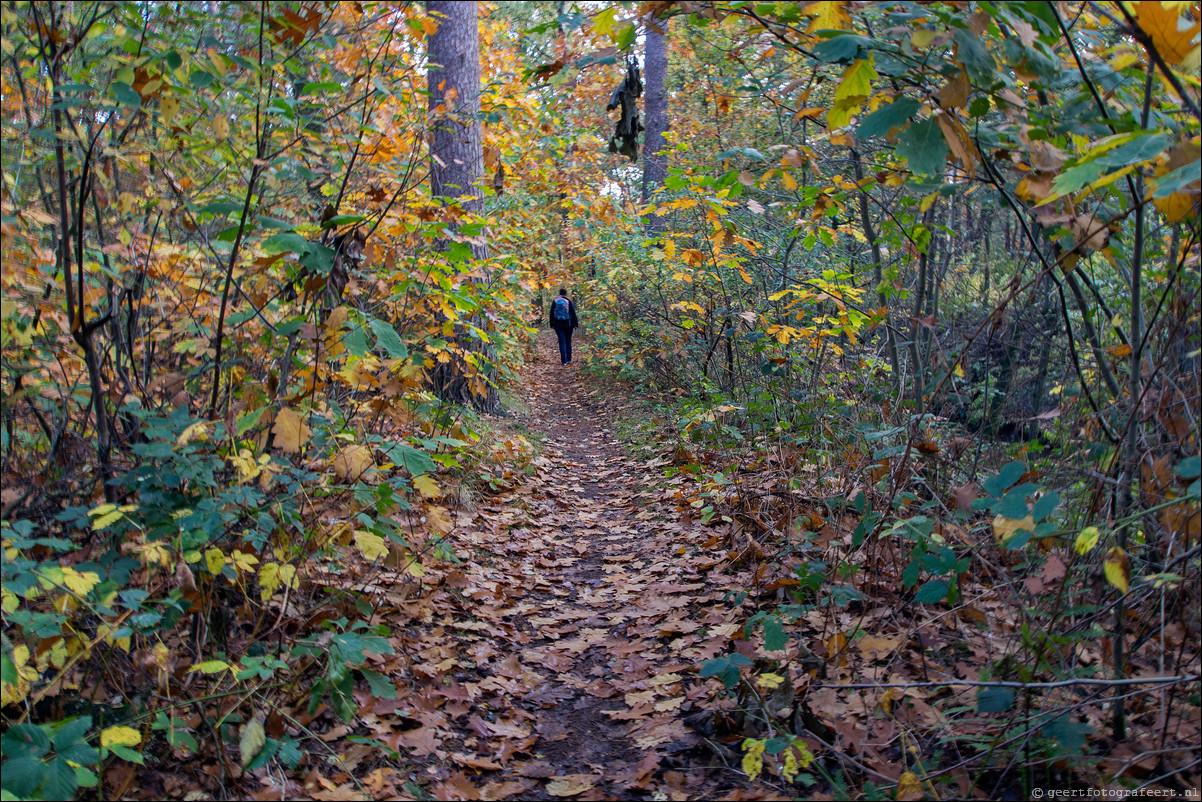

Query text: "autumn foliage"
[1, 1, 1200, 800]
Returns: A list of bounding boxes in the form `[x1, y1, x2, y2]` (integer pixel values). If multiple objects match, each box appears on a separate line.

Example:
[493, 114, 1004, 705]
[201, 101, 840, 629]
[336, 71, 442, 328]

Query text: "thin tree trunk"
[851, 149, 900, 394]
[642, 16, 669, 233]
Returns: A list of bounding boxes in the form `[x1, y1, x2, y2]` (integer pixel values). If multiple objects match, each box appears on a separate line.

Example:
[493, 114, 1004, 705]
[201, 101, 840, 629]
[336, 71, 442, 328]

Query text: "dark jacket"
[549, 296, 579, 331]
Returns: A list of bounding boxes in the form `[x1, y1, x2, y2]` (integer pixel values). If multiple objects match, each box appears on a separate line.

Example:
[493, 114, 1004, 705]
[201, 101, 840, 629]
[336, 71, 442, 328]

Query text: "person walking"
[549, 287, 579, 365]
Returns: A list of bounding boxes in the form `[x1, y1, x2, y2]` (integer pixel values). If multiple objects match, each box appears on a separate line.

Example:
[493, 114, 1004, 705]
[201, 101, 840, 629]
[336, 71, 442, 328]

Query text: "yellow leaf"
[332, 444, 374, 483]
[592, 7, 617, 37]
[896, 771, 924, 801]
[781, 171, 798, 191]
[205, 547, 226, 575]
[911, 28, 938, 49]
[741, 738, 766, 781]
[100, 726, 142, 748]
[756, 673, 785, 689]
[1104, 546, 1131, 594]
[421, 15, 439, 35]
[278, 564, 297, 591]
[176, 421, 210, 446]
[834, 58, 877, 103]
[1075, 526, 1102, 555]
[259, 562, 281, 600]
[61, 567, 101, 596]
[413, 474, 442, 499]
[992, 514, 1036, 545]
[188, 659, 231, 674]
[272, 408, 310, 454]
[1135, 1, 1201, 65]
[240, 718, 266, 768]
[212, 114, 229, 139]
[116, 192, 137, 215]
[160, 94, 180, 125]
[90, 502, 124, 530]
[231, 550, 259, 574]
[354, 530, 388, 561]
[804, 0, 851, 32]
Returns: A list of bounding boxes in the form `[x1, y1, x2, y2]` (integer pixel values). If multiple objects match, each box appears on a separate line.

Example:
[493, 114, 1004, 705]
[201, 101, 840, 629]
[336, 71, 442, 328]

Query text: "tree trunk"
[642, 16, 669, 233]
[427, 0, 498, 412]
[851, 150, 900, 394]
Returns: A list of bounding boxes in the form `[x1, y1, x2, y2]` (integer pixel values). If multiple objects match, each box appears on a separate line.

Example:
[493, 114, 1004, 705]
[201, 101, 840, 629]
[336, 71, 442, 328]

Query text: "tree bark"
[641, 16, 669, 233]
[427, 0, 499, 412]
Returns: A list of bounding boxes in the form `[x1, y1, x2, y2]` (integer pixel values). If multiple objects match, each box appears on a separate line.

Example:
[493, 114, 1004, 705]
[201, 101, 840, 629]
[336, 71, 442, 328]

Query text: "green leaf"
[108, 744, 144, 764]
[299, 244, 335, 275]
[367, 317, 408, 359]
[952, 28, 996, 83]
[1040, 715, 1092, 752]
[112, 82, 141, 108]
[50, 717, 92, 751]
[276, 737, 304, 769]
[998, 488, 1030, 519]
[914, 578, 949, 604]
[895, 118, 948, 177]
[761, 615, 789, 651]
[812, 34, 872, 63]
[1174, 455, 1201, 479]
[381, 442, 436, 476]
[197, 201, 245, 217]
[977, 686, 1015, 713]
[984, 462, 1026, 497]
[361, 669, 398, 699]
[262, 231, 309, 255]
[856, 98, 920, 140]
[1, 725, 51, 759]
[0, 757, 44, 797]
[615, 22, 637, 50]
[321, 214, 366, 229]
[1031, 491, 1059, 522]
[40, 758, 78, 801]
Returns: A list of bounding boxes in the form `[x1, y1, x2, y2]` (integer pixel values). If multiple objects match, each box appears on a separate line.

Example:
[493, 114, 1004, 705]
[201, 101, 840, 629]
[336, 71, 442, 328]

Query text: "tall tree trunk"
[427, 0, 498, 412]
[642, 16, 669, 233]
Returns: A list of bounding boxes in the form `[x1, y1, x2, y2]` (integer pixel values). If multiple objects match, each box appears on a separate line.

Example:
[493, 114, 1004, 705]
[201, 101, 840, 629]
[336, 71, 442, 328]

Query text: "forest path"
[360, 332, 780, 801]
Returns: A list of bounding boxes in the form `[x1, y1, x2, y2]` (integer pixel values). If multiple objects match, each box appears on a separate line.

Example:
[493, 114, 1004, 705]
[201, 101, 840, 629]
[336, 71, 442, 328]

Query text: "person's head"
[558, 288, 567, 297]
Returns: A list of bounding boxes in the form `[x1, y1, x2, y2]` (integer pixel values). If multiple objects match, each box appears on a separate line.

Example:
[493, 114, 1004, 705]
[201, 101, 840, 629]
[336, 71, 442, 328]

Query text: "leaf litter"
[300, 333, 789, 801]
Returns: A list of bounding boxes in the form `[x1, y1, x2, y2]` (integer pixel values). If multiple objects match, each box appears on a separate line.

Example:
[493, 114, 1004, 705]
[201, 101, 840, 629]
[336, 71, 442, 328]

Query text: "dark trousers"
[555, 327, 573, 364]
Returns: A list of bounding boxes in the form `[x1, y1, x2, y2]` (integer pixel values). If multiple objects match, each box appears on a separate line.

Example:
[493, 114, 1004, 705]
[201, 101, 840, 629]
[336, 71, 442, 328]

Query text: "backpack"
[551, 297, 571, 322]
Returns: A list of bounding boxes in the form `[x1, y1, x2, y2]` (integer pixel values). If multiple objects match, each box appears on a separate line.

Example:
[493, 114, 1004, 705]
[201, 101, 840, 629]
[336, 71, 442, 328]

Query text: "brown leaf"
[332, 444, 374, 482]
[546, 774, 598, 798]
[937, 70, 970, 109]
[272, 408, 310, 454]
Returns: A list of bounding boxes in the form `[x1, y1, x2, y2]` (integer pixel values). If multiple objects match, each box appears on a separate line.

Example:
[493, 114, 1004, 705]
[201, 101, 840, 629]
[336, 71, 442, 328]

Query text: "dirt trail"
[354, 333, 779, 801]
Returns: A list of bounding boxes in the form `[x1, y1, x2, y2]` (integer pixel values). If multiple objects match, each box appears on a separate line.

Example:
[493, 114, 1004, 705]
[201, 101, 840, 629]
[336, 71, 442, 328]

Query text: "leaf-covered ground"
[268, 334, 785, 801]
